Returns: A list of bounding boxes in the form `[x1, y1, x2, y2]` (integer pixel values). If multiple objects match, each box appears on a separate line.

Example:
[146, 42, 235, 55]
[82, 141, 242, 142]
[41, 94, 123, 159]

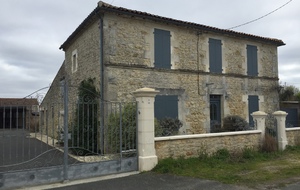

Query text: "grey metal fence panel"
[0, 97, 137, 189]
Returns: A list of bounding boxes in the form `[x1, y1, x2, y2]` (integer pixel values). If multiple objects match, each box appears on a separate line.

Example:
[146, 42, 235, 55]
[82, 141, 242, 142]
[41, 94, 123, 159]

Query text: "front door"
[210, 95, 221, 131]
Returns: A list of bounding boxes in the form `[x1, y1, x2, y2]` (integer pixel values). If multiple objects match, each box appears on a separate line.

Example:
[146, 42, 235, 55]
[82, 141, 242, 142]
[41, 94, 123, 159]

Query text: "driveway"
[0, 129, 78, 172]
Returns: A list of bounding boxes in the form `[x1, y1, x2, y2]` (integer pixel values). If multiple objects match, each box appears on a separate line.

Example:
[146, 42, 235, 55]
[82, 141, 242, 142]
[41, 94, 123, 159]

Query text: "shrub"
[222, 115, 251, 132]
[155, 117, 183, 137]
[107, 103, 136, 153]
[155, 118, 163, 137]
[210, 120, 223, 133]
[72, 78, 99, 153]
[212, 149, 230, 160]
[261, 133, 278, 153]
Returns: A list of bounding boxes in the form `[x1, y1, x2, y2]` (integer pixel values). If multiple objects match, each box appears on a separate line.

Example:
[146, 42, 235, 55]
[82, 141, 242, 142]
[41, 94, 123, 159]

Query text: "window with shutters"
[209, 38, 222, 73]
[247, 45, 258, 76]
[248, 95, 259, 127]
[154, 28, 171, 69]
[154, 95, 178, 120]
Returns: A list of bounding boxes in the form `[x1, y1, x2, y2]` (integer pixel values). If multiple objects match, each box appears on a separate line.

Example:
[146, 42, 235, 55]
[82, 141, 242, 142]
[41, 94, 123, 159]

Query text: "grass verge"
[152, 146, 300, 188]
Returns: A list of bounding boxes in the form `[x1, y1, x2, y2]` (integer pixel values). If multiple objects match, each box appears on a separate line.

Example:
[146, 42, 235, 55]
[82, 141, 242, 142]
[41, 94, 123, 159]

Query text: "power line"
[227, 0, 293, 30]
[110, 0, 116, 5]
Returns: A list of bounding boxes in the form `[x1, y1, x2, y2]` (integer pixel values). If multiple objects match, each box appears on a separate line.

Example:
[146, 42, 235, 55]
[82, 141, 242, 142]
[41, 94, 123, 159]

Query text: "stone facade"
[50, 2, 284, 134]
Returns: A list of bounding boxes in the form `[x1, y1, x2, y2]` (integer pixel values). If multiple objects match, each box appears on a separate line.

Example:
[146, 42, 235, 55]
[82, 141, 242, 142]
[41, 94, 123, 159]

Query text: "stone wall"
[286, 128, 300, 146]
[155, 131, 261, 159]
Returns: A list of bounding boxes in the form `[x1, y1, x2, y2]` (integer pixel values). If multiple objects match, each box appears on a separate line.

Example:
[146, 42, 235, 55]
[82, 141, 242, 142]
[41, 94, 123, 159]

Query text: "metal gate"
[0, 88, 137, 189]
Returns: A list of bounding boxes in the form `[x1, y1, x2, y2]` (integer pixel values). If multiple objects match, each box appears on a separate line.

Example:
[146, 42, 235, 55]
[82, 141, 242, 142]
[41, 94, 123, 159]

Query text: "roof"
[0, 98, 39, 106]
[60, 1, 285, 50]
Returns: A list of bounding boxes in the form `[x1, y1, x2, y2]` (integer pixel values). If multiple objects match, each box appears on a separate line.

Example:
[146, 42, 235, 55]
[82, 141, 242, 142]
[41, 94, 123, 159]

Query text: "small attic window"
[72, 49, 78, 73]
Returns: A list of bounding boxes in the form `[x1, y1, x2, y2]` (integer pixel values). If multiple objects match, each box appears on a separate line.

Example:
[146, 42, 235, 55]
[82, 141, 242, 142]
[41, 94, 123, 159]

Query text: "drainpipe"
[99, 14, 104, 155]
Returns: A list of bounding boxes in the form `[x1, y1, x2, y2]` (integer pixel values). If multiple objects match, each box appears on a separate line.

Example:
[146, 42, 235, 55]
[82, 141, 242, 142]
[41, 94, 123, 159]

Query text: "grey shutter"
[209, 38, 222, 73]
[154, 95, 178, 120]
[248, 95, 259, 127]
[154, 29, 171, 69]
[247, 45, 258, 76]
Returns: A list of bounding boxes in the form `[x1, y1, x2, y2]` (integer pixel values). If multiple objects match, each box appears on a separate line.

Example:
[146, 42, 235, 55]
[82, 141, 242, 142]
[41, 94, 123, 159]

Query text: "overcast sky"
[0, 0, 299, 99]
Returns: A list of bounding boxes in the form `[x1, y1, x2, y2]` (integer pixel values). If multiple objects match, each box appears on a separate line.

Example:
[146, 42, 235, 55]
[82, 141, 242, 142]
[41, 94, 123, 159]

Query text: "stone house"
[46, 1, 285, 134]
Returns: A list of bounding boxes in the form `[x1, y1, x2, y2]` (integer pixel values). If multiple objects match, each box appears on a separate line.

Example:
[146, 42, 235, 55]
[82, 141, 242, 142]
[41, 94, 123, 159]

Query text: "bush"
[210, 120, 223, 133]
[107, 103, 136, 154]
[261, 133, 278, 153]
[155, 117, 183, 137]
[212, 149, 230, 160]
[222, 115, 251, 132]
[72, 78, 99, 153]
[155, 118, 163, 137]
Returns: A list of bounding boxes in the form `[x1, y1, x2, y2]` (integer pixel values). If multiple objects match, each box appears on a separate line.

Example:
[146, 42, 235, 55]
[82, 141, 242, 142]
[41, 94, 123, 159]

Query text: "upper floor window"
[154, 28, 171, 69]
[209, 38, 222, 73]
[247, 45, 258, 76]
[72, 49, 78, 73]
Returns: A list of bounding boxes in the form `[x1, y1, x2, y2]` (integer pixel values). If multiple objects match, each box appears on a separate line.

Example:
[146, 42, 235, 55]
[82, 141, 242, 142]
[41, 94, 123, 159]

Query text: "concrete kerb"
[16, 171, 140, 190]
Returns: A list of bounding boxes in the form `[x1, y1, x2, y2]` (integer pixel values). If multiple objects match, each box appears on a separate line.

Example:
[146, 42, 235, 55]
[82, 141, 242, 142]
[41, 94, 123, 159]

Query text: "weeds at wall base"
[153, 145, 300, 186]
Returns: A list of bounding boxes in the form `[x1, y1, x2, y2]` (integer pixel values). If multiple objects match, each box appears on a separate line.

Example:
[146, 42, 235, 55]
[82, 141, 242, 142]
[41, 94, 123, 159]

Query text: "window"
[154, 28, 171, 69]
[209, 38, 222, 73]
[154, 95, 178, 120]
[72, 49, 78, 73]
[247, 45, 258, 76]
[248, 95, 259, 127]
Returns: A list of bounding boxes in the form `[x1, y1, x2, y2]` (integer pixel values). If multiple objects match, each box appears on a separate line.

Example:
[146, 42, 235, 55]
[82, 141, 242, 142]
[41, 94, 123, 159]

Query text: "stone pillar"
[273, 111, 288, 151]
[133, 87, 159, 171]
[251, 111, 267, 142]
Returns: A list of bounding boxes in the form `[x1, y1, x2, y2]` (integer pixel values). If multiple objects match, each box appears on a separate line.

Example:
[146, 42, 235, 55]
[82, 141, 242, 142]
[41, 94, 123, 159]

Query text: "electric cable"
[228, 0, 292, 30]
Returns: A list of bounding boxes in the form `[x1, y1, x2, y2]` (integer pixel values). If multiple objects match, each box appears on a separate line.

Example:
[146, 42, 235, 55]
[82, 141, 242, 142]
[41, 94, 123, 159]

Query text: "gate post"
[133, 87, 159, 172]
[273, 111, 288, 151]
[251, 111, 267, 144]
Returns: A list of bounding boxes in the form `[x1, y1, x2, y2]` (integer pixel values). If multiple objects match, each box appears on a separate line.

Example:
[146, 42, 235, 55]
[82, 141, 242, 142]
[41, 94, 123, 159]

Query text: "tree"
[279, 85, 300, 101]
[295, 92, 300, 101]
[72, 78, 100, 153]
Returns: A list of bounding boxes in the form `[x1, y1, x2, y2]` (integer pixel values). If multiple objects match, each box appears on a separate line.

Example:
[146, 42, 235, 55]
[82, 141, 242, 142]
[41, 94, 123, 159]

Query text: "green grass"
[152, 146, 300, 188]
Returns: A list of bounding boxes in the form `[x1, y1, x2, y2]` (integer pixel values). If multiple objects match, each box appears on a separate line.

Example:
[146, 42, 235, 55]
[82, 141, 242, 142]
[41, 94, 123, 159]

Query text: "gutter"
[99, 14, 105, 154]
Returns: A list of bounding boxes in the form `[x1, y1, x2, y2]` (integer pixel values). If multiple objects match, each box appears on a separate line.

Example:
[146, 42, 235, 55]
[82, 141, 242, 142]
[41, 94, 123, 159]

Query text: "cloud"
[0, 0, 299, 99]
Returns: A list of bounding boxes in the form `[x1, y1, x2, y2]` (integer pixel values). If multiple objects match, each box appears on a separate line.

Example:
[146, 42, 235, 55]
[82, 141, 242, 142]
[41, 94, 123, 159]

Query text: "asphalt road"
[44, 172, 251, 190]
[40, 172, 300, 190]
